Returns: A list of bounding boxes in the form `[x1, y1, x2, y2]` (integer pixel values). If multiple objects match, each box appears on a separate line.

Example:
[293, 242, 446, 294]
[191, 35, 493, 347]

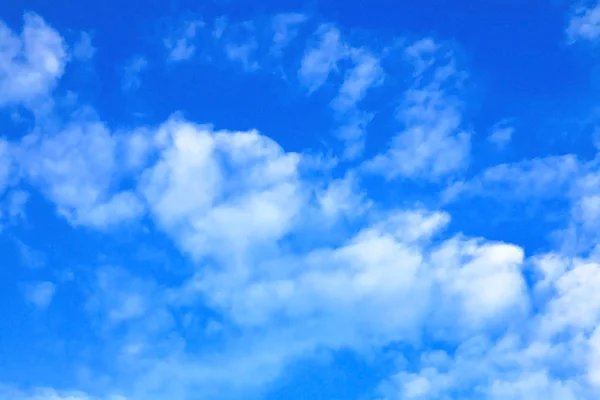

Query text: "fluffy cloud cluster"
[1, 7, 600, 400]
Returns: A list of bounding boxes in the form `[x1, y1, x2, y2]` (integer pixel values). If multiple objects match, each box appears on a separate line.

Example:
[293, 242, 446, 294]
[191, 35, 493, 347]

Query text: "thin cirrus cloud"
[0, 3, 600, 400]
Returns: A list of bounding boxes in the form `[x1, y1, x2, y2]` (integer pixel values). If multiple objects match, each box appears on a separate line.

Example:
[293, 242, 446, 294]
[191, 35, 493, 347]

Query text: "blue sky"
[1, 0, 600, 399]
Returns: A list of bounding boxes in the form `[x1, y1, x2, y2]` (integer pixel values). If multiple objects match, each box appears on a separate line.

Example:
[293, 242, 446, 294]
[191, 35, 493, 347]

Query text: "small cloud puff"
[488, 120, 514, 149]
[25, 281, 56, 309]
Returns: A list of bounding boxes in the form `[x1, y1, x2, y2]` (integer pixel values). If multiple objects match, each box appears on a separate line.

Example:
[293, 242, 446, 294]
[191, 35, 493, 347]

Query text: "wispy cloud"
[72, 31, 96, 61]
[567, 1, 600, 43]
[330, 48, 384, 158]
[224, 40, 259, 71]
[442, 154, 580, 203]
[331, 50, 383, 112]
[298, 25, 346, 93]
[363, 39, 470, 180]
[15, 240, 46, 269]
[271, 12, 307, 55]
[3, 7, 600, 400]
[488, 120, 515, 150]
[122, 56, 148, 91]
[164, 20, 203, 62]
[24, 281, 56, 309]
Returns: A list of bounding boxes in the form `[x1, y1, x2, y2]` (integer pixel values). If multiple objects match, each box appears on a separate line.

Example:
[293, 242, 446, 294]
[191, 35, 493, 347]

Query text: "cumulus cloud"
[378, 245, 600, 399]
[18, 117, 145, 229]
[1, 108, 532, 398]
[0, 12, 68, 107]
[139, 118, 303, 260]
[317, 172, 369, 219]
[3, 7, 600, 400]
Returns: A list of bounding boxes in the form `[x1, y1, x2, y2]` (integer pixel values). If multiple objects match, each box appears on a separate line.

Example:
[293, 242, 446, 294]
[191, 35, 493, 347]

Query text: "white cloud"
[537, 258, 600, 336]
[329, 48, 383, 158]
[25, 281, 56, 309]
[1, 109, 584, 399]
[378, 245, 600, 399]
[211, 20, 261, 71]
[19, 117, 145, 229]
[431, 238, 527, 329]
[0, 162, 29, 229]
[164, 20, 203, 62]
[336, 112, 373, 159]
[15, 239, 46, 269]
[139, 118, 303, 260]
[441, 153, 600, 258]
[187, 207, 526, 352]
[402, 37, 440, 76]
[0, 139, 13, 194]
[0, 107, 532, 398]
[571, 166, 600, 237]
[224, 40, 259, 71]
[317, 172, 369, 219]
[4, 190, 29, 220]
[271, 13, 307, 55]
[0, 13, 68, 107]
[121, 128, 153, 170]
[74, 202, 530, 399]
[588, 326, 600, 386]
[212, 16, 228, 40]
[88, 266, 172, 332]
[298, 25, 346, 93]
[122, 56, 148, 91]
[364, 39, 470, 180]
[331, 49, 383, 112]
[16, 111, 524, 398]
[567, 2, 600, 43]
[488, 122, 514, 149]
[442, 155, 580, 203]
[73, 32, 96, 61]
[4, 10, 600, 400]
[378, 334, 583, 399]
[486, 372, 579, 400]
[0, 386, 125, 400]
[382, 368, 452, 399]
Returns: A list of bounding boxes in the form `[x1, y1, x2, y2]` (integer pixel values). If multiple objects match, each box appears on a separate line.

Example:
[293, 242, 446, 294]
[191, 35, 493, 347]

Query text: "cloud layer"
[1, 3, 600, 400]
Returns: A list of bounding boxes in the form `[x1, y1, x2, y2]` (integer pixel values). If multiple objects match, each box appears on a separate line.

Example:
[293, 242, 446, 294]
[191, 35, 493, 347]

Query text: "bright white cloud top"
[1, 2, 600, 399]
